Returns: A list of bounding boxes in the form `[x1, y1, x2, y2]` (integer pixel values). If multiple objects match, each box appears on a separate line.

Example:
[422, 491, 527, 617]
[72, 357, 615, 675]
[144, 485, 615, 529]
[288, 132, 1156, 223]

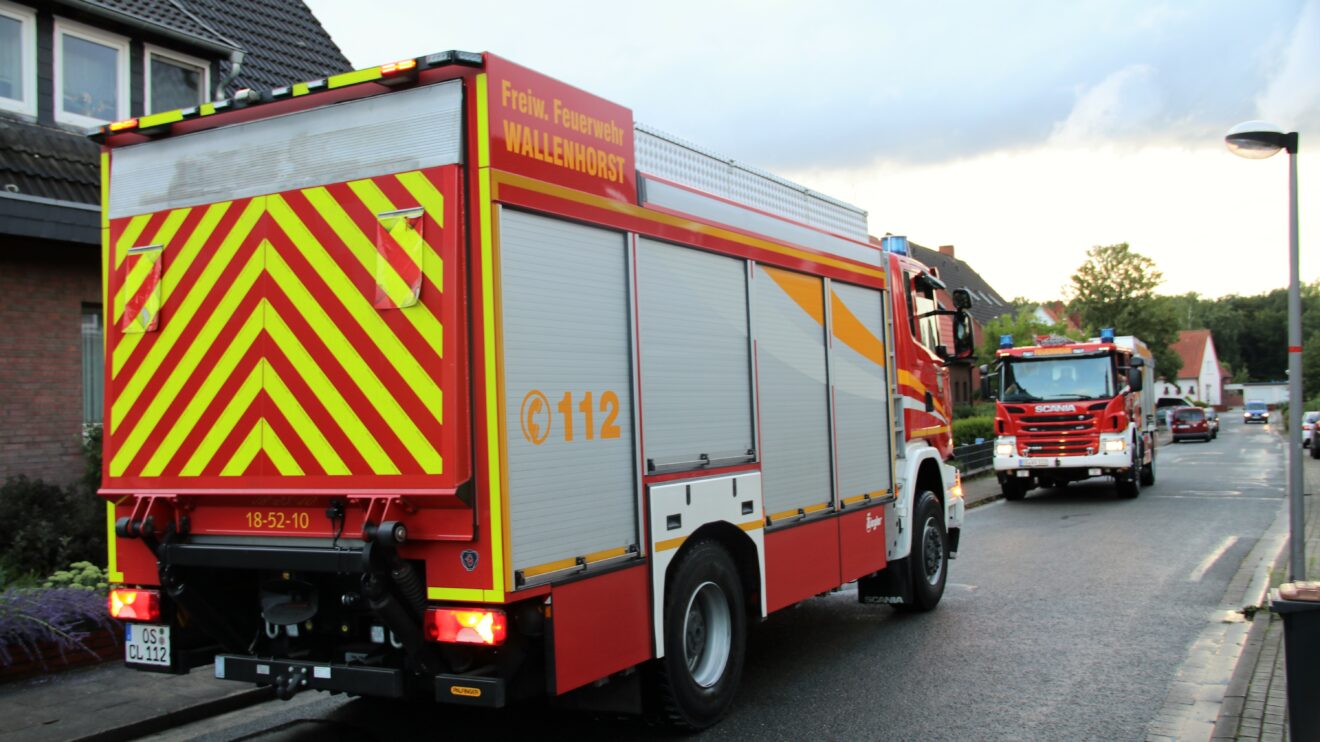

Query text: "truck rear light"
[108, 118, 139, 132]
[109, 588, 160, 622]
[425, 607, 507, 646]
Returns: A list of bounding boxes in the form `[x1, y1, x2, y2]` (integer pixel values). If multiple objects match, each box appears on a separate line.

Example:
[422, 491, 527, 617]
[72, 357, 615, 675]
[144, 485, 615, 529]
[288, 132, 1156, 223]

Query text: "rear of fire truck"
[96, 53, 511, 701]
[985, 331, 1155, 500]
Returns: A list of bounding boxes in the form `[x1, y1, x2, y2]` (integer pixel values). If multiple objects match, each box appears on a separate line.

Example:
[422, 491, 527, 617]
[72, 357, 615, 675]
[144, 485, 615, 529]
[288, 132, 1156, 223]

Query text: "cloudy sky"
[305, 0, 1318, 301]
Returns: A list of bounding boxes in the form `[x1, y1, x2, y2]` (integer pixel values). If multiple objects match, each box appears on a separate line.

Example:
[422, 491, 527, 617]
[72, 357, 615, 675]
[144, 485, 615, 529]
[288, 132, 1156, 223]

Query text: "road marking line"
[1189, 536, 1239, 582]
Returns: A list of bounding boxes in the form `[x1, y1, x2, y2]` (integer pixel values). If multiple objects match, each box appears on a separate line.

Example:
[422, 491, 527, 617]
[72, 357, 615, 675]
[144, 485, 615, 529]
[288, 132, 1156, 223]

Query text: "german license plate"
[125, 623, 171, 667]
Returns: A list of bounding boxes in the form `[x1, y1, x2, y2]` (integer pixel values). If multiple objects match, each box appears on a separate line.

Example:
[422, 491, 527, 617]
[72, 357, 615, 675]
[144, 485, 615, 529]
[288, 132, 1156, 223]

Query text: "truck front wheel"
[1002, 478, 1027, 501]
[896, 490, 948, 612]
[654, 540, 746, 730]
[1117, 464, 1141, 498]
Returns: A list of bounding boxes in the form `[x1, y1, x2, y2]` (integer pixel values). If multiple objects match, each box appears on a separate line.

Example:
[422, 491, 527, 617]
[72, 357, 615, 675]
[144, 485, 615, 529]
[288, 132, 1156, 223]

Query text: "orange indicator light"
[382, 59, 418, 75]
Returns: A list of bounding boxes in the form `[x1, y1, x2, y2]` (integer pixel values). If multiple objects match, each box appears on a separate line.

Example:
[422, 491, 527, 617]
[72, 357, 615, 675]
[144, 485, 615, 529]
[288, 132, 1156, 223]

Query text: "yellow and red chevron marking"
[103, 165, 469, 490]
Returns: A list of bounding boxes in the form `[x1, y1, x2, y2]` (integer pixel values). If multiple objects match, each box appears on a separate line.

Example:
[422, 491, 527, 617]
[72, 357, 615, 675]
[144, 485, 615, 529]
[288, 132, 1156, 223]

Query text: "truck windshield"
[1000, 355, 1115, 402]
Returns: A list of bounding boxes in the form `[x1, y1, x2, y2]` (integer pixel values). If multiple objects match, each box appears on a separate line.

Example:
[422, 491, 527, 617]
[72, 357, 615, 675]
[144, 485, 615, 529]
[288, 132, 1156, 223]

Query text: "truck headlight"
[1102, 437, 1126, 453]
[994, 438, 1015, 457]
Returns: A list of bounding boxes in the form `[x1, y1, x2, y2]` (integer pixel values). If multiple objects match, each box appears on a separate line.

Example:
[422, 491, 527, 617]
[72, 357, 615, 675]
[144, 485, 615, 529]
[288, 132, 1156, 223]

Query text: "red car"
[1171, 406, 1212, 443]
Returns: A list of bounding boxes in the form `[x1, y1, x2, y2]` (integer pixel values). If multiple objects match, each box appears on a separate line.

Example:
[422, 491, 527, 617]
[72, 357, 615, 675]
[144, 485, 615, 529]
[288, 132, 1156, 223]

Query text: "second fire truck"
[984, 330, 1156, 500]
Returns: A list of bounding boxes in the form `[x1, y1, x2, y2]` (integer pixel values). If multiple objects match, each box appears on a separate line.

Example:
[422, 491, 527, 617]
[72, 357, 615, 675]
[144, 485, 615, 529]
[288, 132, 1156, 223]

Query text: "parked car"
[1243, 400, 1269, 424]
[1172, 406, 1213, 442]
[1204, 408, 1220, 438]
[1158, 396, 1196, 427]
[1302, 411, 1320, 447]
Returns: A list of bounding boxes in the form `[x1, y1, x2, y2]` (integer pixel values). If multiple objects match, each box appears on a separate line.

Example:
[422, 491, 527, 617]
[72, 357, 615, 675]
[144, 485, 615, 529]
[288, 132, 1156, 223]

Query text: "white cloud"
[1256, 0, 1320, 127]
[1050, 64, 1163, 145]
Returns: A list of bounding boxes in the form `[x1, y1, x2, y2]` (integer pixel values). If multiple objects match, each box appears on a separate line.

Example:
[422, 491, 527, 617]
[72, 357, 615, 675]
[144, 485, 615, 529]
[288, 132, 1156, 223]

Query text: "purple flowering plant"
[0, 587, 119, 670]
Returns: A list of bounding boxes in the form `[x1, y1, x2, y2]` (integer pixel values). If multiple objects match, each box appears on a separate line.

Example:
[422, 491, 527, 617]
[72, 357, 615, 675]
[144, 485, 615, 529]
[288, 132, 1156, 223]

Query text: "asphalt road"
[152, 416, 1288, 741]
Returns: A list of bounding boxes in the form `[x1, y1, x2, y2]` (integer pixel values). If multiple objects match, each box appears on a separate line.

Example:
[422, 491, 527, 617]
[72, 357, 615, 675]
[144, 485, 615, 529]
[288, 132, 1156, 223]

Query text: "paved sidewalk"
[1212, 447, 1319, 742]
[0, 659, 269, 741]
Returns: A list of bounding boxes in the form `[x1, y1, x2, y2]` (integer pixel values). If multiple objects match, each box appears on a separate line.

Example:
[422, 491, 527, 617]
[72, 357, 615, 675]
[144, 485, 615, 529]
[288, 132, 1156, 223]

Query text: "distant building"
[905, 242, 1015, 407]
[1156, 329, 1227, 407]
[0, 0, 349, 483]
[1224, 382, 1289, 407]
[1028, 301, 1082, 335]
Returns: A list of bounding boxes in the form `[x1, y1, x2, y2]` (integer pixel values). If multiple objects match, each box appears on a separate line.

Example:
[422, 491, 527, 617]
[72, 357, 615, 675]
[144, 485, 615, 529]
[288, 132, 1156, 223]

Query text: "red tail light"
[424, 607, 507, 646]
[108, 588, 161, 622]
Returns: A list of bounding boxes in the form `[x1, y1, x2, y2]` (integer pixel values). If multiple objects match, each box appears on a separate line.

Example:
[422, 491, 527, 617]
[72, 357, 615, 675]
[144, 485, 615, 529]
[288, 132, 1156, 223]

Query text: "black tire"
[1002, 479, 1027, 501]
[1311, 440, 1319, 459]
[895, 490, 947, 612]
[1140, 456, 1155, 486]
[653, 540, 746, 731]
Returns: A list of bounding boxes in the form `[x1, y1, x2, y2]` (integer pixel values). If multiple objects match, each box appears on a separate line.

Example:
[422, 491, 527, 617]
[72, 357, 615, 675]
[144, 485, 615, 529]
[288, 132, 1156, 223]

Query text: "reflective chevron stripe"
[104, 167, 459, 481]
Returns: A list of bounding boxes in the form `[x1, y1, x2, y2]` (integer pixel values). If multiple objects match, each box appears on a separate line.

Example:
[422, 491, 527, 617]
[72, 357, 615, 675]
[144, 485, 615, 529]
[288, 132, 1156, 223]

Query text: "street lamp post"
[1225, 121, 1304, 580]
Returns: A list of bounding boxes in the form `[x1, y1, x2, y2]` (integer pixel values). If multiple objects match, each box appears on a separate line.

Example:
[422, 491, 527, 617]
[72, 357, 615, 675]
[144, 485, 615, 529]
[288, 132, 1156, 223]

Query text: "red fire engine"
[94, 51, 974, 729]
[984, 330, 1156, 500]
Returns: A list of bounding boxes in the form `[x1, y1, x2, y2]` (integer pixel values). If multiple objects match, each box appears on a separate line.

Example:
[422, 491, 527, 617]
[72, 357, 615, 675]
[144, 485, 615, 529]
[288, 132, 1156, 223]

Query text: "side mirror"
[1127, 367, 1143, 392]
[979, 365, 996, 400]
[951, 287, 973, 310]
[952, 311, 975, 358]
[935, 345, 950, 360]
[1129, 357, 1145, 368]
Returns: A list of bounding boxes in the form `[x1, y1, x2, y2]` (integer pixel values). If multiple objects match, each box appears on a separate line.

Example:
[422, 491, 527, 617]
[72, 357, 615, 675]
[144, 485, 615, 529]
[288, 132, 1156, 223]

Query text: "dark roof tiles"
[0, 118, 100, 204]
[0, 0, 348, 208]
[184, 0, 350, 93]
[908, 242, 1014, 326]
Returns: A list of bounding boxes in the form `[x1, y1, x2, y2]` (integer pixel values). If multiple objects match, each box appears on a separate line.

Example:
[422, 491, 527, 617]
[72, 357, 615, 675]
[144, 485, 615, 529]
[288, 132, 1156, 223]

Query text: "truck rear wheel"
[654, 540, 746, 730]
[895, 490, 948, 612]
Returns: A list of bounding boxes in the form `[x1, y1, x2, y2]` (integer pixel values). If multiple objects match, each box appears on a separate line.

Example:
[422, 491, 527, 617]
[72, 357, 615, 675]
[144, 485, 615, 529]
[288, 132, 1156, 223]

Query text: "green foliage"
[977, 311, 1081, 366]
[952, 416, 995, 446]
[79, 424, 103, 497]
[43, 562, 109, 592]
[1066, 243, 1182, 380]
[0, 476, 106, 586]
[952, 402, 996, 419]
[1158, 282, 1320, 386]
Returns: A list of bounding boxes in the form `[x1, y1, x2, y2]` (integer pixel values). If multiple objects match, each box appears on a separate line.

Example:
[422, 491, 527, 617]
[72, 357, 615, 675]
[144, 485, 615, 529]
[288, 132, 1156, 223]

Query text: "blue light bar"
[999, 334, 1014, 349]
[1100, 327, 1115, 343]
[881, 235, 909, 255]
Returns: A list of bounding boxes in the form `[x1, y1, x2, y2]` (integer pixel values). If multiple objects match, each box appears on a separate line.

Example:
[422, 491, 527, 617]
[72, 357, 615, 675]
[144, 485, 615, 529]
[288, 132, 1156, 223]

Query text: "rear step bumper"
[214, 655, 508, 707]
[215, 654, 404, 698]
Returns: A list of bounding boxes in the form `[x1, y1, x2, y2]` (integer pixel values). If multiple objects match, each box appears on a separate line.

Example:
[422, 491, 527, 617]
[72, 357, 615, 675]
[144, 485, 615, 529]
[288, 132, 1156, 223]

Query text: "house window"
[55, 18, 129, 126]
[0, 0, 36, 116]
[147, 45, 209, 113]
[81, 306, 103, 424]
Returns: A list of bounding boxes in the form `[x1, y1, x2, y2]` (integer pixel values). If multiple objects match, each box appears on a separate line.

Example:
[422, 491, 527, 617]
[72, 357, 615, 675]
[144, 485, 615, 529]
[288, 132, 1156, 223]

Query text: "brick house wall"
[0, 242, 100, 484]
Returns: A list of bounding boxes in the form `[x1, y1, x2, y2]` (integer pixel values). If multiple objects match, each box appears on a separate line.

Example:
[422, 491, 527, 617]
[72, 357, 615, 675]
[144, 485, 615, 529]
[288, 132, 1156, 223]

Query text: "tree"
[1067, 243, 1182, 379]
[976, 310, 1081, 366]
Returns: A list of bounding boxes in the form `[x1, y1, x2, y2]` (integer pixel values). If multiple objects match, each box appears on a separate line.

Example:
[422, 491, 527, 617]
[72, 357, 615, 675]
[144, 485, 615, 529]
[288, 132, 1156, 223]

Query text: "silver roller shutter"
[754, 265, 832, 517]
[636, 238, 753, 472]
[499, 209, 637, 575]
[830, 282, 892, 500]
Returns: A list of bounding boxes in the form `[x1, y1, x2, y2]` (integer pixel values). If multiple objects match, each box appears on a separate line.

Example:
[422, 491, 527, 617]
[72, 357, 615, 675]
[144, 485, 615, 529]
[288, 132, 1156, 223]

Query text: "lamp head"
[1225, 120, 1287, 159]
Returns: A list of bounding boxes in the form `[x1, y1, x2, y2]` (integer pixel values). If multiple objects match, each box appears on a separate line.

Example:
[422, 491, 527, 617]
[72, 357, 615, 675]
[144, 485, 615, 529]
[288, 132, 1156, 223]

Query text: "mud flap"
[857, 556, 913, 607]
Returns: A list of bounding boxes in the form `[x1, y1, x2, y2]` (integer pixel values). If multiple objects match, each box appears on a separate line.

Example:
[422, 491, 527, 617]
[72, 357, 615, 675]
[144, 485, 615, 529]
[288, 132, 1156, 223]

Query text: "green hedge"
[953, 416, 995, 446]
[952, 402, 996, 419]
